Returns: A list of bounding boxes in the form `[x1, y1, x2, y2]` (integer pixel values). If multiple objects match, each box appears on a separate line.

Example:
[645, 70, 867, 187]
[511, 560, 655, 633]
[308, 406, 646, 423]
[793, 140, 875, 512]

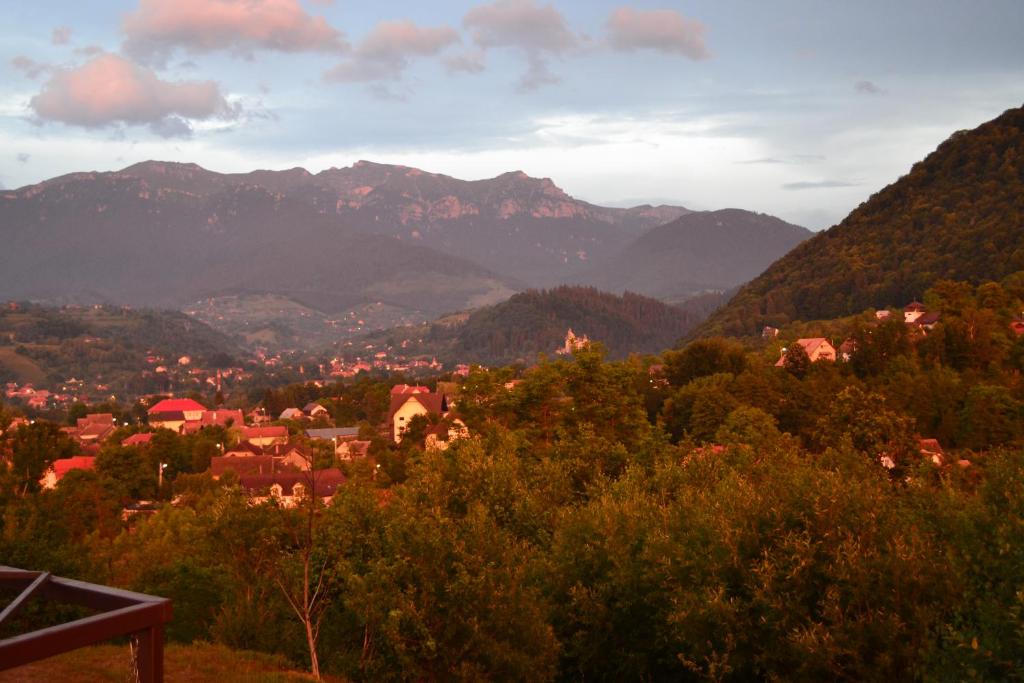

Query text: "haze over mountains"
[0, 160, 810, 343]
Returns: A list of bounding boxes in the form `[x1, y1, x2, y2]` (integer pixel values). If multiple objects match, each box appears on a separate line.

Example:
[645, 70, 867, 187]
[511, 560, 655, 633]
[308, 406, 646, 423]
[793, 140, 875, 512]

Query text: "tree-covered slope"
[372, 286, 702, 366]
[698, 104, 1024, 336]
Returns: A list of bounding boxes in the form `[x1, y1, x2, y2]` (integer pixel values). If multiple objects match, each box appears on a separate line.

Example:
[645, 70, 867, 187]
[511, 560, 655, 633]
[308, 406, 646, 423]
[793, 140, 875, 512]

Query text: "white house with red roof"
[388, 391, 449, 443]
[40, 456, 96, 489]
[775, 338, 837, 367]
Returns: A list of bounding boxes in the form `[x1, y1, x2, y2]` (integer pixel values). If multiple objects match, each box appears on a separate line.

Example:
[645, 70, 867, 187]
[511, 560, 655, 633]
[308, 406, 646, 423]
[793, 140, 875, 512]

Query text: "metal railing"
[0, 566, 172, 682]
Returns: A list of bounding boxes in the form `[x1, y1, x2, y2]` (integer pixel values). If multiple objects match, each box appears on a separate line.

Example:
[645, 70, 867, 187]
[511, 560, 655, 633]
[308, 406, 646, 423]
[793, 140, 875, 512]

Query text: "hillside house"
[210, 454, 305, 479]
[238, 469, 346, 507]
[337, 439, 371, 459]
[242, 425, 289, 447]
[40, 456, 96, 489]
[278, 407, 304, 420]
[775, 338, 837, 367]
[425, 419, 470, 452]
[388, 390, 449, 443]
[303, 402, 330, 419]
[71, 413, 116, 446]
[148, 398, 206, 432]
[121, 432, 154, 447]
[1010, 316, 1024, 336]
[904, 302, 927, 323]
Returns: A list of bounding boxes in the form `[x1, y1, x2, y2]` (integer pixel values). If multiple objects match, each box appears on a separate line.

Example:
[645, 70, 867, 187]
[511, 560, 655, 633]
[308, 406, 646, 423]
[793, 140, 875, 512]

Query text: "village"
[4, 300, 1014, 515]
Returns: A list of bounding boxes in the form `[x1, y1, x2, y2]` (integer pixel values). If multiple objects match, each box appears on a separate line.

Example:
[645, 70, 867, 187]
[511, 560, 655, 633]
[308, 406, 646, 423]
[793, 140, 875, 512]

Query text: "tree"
[664, 337, 747, 386]
[782, 343, 811, 378]
[8, 421, 76, 495]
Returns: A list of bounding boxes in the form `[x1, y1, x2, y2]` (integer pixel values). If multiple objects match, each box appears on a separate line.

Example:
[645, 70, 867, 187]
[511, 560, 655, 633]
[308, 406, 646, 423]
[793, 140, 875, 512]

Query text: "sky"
[1, 1, 1022, 230]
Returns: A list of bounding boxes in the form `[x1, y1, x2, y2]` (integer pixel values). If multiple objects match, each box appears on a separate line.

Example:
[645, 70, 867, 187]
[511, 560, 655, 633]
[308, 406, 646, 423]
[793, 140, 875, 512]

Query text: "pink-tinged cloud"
[30, 53, 236, 136]
[122, 0, 346, 62]
[325, 20, 458, 83]
[465, 0, 577, 53]
[606, 7, 709, 60]
[463, 0, 578, 91]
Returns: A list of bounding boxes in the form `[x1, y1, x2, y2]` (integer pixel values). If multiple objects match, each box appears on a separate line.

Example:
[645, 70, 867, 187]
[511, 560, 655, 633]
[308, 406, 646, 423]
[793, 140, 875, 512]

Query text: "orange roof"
[53, 456, 96, 480]
[148, 398, 206, 414]
[243, 425, 288, 439]
[122, 433, 155, 446]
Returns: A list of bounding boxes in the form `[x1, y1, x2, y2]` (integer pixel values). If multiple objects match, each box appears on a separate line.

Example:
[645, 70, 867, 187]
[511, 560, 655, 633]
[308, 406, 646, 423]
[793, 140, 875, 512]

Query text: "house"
[237, 468, 346, 507]
[774, 338, 837, 367]
[337, 439, 371, 459]
[248, 408, 272, 425]
[242, 425, 289, 447]
[122, 432, 155, 447]
[912, 311, 941, 332]
[303, 402, 330, 419]
[210, 454, 304, 479]
[838, 339, 857, 361]
[148, 398, 206, 431]
[306, 427, 360, 442]
[761, 326, 780, 339]
[72, 413, 116, 445]
[391, 384, 430, 396]
[875, 310, 893, 321]
[1010, 316, 1024, 337]
[279, 407, 304, 421]
[182, 409, 244, 434]
[388, 391, 449, 443]
[425, 419, 469, 452]
[903, 302, 927, 324]
[40, 456, 96, 489]
[919, 438, 945, 466]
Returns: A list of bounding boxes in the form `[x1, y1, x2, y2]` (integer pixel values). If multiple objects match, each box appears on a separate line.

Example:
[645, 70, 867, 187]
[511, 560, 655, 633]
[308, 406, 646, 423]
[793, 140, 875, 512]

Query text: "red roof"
[243, 426, 288, 439]
[391, 384, 430, 395]
[148, 398, 206, 414]
[122, 433, 155, 446]
[53, 456, 96, 481]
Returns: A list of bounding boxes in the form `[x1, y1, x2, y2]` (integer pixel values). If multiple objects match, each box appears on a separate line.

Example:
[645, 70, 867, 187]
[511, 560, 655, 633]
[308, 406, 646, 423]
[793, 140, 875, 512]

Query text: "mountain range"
[699, 103, 1024, 337]
[0, 160, 810, 343]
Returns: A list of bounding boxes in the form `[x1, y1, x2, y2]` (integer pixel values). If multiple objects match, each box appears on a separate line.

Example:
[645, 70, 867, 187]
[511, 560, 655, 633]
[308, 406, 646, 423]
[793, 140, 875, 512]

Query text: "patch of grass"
[0, 641, 342, 683]
[0, 346, 48, 385]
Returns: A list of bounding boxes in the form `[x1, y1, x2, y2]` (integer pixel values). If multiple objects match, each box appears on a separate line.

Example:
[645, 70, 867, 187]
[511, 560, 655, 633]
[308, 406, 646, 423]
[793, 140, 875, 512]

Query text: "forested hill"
[697, 104, 1024, 337]
[377, 286, 701, 366]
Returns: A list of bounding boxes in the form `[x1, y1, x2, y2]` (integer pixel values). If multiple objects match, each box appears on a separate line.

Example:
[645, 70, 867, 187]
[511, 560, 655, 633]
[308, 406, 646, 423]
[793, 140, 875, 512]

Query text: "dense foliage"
[700, 104, 1024, 336]
[369, 286, 700, 366]
[1, 273, 1023, 680]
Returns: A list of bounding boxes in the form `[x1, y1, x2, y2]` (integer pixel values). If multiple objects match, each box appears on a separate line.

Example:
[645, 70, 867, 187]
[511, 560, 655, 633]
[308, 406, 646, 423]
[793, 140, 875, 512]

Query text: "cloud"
[51, 26, 73, 46]
[12, 56, 50, 80]
[738, 154, 826, 165]
[606, 7, 709, 59]
[325, 20, 458, 83]
[854, 80, 884, 95]
[463, 0, 578, 90]
[16, 153, 30, 163]
[122, 0, 347, 63]
[30, 53, 237, 135]
[443, 49, 486, 74]
[782, 179, 858, 190]
[737, 157, 785, 165]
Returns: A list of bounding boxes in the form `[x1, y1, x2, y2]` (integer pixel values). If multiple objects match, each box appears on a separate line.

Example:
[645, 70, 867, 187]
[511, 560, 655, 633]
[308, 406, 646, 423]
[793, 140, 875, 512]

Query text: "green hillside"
[0, 303, 240, 387]
[367, 286, 702, 366]
[698, 104, 1024, 337]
